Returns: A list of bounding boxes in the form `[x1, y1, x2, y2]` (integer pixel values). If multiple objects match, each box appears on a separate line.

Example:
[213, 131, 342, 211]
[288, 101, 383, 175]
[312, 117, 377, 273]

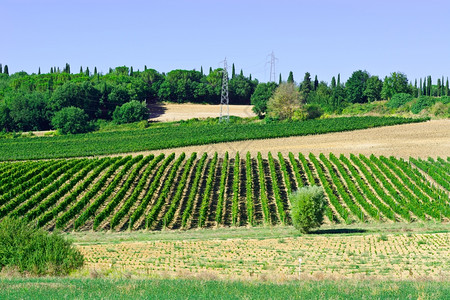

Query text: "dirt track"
[118, 119, 450, 159]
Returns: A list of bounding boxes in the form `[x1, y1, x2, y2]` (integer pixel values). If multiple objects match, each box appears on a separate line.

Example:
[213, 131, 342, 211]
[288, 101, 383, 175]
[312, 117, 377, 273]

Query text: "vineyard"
[0, 116, 428, 160]
[0, 153, 448, 231]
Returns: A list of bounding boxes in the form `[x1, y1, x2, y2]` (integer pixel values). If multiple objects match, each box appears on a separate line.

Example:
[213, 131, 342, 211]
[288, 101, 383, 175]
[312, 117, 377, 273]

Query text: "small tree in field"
[267, 82, 301, 120]
[289, 185, 326, 233]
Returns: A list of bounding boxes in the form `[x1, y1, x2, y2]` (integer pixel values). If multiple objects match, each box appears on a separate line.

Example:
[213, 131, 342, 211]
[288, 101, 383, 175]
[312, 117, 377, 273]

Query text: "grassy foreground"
[0, 277, 448, 299]
[0, 116, 427, 160]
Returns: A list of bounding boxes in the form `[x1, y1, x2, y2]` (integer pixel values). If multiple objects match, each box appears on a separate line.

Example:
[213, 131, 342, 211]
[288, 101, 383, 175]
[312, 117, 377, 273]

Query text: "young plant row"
[0, 153, 448, 231]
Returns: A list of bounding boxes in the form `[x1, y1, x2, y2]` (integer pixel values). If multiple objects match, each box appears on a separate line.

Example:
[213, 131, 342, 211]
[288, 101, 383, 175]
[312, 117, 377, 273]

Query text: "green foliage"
[112, 100, 148, 124]
[345, 70, 369, 103]
[289, 185, 326, 233]
[0, 217, 83, 275]
[267, 83, 301, 120]
[381, 72, 410, 100]
[387, 93, 413, 108]
[364, 76, 383, 102]
[411, 96, 436, 114]
[250, 82, 277, 117]
[305, 104, 323, 119]
[51, 106, 91, 134]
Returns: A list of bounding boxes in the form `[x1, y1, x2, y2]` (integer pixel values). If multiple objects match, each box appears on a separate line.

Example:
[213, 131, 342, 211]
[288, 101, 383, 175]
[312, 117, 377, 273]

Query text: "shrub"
[0, 217, 84, 275]
[305, 104, 323, 120]
[411, 96, 436, 114]
[387, 93, 413, 108]
[112, 100, 149, 124]
[289, 185, 326, 233]
[267, 83, 301, 120]
[51, 106, 91, 134]
[430, 102, 450, 117]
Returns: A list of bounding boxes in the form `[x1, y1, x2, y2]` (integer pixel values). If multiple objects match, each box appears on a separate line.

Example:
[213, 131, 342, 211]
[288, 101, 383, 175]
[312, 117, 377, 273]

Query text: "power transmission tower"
[220, 57, 230, 123]
[267, 51, 278, 82]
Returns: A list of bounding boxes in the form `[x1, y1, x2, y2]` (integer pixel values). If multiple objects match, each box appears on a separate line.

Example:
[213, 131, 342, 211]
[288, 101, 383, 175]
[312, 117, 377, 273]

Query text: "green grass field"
[0, 277, 448, 299]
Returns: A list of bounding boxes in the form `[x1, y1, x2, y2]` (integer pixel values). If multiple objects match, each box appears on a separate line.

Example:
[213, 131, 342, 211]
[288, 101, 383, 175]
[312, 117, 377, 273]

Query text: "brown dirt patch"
[148, 103, 256, 122]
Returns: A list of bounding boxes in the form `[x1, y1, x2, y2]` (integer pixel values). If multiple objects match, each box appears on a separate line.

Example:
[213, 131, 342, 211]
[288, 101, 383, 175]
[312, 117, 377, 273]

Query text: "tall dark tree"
[337, 73, 341, 86]
[251, 82, 278, 117]
[232, 63, 235, 79]
[0, 63, 2, 73]
[441, 76, 445, 96]
[130, 66, 134, 76]
[345, 70, 369, 103]
[94, 67, 97, 75]
[38, 67, 41, 75]
[80, 66, 83, 74]
[144, 65, 147, 71]
[331, 76, 336, 89]
[4, 65, 8, 75]
[437, 78, 441, 97]
[85, 67, 90, 77]
[313, 75, 318, 91]
[239, 69, 243, 76]
[279, 73, 282, 84]
[419, 78, 423, 96]
[209, 67, 212, 74]
[300, 72, 312, 102]
[446, 78, 449, 96]
[423, 78, 427, 96]
[64, 63, 70, 73]
[287, 71, 294, 83]
[50, 67, 53, 74]
[200, 66, 203, 76]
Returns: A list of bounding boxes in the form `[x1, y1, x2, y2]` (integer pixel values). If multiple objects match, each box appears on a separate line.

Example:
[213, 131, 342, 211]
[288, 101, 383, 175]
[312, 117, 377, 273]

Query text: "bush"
[305, 104, 323, 120]
[387, 93, 413, 108]
[289, 185, 326, 233]
[0, 217, 84, 275]
[113, 100, 149, 124]
[411, 96, 436, 114]
[51, 106, 91, 134]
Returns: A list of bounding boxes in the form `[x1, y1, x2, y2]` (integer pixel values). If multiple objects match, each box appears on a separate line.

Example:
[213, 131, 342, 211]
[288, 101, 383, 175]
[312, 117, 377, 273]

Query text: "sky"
[3, 0, 450, 83]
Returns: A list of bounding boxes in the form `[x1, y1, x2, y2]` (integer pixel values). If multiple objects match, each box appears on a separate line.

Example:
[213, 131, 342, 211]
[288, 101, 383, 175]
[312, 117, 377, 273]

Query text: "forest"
[0, 63, 449, 133]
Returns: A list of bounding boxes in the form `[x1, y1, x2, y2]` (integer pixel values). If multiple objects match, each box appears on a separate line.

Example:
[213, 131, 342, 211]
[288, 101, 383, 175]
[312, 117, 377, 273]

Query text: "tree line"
[0, 63, 448, 132]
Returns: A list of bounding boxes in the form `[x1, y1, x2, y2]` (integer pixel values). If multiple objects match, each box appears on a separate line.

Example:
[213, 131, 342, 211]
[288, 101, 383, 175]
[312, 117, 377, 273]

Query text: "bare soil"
[148, 103, 256, 122]
[116, 119, 450, 159]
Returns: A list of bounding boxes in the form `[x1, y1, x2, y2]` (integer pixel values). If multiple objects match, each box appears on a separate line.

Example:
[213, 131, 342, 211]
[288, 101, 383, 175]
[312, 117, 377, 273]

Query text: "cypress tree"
[50, 67, 53, 74]
[423, 78, 426, 96]
[437, 78, 441, 97]
[4, 65, 8, 75]
[80, 66, 83, 74]
[209, 67, 212, 74]
[446, 78, 449, 96]
[38, 67, 41, 75]
[441, 76, 445, 96]
[414, 79, 417, 97]
[427, 76, 432, 96]
[314, 75, 318, 91]
[337, 73, 341, 86]
[331, 76, 336, 89]
[48, 76, 53, 91]
[144, 65, 147, 71]
[200, 66, 203, 76]
[279, 73, 282, 84]
[130, 66, 134, 76]
[239, 69, 243, 76]
[232, 63, 235, 79]
[85, 67, 90, 76]
[249, 74, 252, 81]
[419, 78, 422, 97]
[109, 67, 113, 74]
[287, 71, 294, 83]
[0, 63, 2, 73]
[94, 67, 97, 75]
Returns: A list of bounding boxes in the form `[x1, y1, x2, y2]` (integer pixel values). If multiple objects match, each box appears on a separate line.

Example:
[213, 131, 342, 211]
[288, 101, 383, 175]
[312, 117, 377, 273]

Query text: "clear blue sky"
[3, 0, 450, 83]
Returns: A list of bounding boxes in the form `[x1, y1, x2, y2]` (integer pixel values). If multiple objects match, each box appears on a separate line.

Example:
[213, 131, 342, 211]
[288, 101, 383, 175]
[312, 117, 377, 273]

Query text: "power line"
[219, 57, 229, 123]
